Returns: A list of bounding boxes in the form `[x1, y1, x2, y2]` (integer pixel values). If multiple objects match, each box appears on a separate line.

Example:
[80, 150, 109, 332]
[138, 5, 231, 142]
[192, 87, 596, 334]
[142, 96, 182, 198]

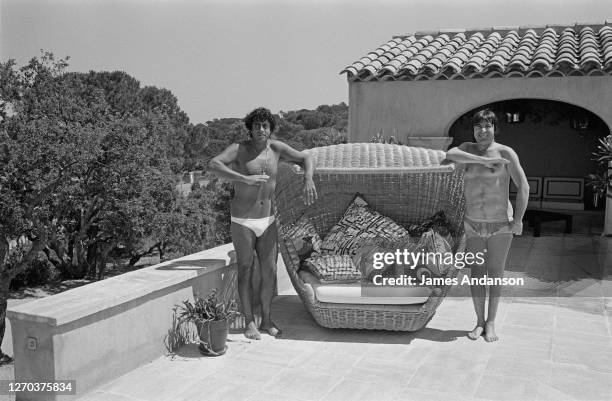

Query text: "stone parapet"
[6, 243, 237, 400]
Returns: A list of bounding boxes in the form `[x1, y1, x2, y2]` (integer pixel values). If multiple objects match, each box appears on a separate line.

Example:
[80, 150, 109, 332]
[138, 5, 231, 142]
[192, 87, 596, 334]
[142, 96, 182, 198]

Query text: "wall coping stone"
[6, 243, 236, 327]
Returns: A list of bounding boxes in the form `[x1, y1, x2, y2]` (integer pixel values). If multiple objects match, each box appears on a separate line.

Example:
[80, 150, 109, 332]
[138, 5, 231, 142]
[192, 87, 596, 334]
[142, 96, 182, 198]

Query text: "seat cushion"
[320, 195, 410, 256]
[298, 270, 431, 305]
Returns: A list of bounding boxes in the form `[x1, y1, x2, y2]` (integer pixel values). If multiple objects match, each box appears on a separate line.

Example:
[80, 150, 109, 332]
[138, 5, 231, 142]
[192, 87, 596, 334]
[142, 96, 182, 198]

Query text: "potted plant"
[586, 134, 612, 208]
[176, 289, 240, 356]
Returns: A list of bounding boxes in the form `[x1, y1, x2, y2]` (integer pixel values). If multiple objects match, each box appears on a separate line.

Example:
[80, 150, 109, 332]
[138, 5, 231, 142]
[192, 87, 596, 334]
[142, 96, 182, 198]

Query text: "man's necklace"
[262, 145, 268, 175]
[260, 144, 268, 206]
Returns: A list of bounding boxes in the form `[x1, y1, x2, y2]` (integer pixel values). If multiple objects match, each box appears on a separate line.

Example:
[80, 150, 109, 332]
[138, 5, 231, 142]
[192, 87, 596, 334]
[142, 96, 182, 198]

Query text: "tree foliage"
[184, 103, 349, 170]
[0, 51, 349, 358]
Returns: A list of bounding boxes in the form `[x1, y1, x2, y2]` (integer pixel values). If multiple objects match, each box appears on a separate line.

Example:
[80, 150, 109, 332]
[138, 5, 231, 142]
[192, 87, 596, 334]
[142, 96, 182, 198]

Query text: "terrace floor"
[73, 235, 612, 401]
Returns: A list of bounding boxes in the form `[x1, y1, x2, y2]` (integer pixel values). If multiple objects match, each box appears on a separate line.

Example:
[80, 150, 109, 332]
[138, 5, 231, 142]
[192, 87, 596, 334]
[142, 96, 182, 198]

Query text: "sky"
[1, 0, 610, 125]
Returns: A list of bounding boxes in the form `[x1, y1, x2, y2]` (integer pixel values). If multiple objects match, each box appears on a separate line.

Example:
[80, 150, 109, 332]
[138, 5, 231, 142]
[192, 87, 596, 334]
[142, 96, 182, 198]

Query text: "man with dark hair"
[210, 107, 317, 339]
[446, 109, 529, 342]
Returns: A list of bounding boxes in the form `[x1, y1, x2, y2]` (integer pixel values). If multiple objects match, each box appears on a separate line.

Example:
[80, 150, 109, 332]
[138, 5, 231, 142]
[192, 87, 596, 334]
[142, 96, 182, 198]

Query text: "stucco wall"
[7, 244, 238, 400]
[347, 75, 612, 234]
[348, 76, 612, 142]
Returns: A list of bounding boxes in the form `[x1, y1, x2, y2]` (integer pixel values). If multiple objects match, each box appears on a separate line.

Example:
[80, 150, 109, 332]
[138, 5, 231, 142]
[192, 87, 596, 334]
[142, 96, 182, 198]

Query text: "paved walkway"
[75, 235, 612, 401]
[1, 235, 608, 401]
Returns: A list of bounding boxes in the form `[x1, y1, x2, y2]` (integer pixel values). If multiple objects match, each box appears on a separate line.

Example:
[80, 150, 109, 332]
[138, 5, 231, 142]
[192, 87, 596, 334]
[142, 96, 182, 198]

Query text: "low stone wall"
[6, 243, 237, 401]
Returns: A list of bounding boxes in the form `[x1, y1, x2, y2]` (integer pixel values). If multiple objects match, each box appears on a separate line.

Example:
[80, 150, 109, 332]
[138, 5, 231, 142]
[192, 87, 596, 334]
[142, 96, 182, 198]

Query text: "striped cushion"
[304, 255, 362, 284]
[320, 195, 410, 256]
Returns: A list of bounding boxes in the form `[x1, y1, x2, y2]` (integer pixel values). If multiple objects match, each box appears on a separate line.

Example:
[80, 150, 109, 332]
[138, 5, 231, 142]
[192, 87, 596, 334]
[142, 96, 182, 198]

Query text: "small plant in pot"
[587, 134, 612, 208]
[176, 289, 240, 356]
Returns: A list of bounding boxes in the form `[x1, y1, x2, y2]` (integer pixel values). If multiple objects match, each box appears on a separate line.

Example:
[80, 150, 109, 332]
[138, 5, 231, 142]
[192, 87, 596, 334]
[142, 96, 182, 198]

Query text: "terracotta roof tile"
[343, 22, 612, 80]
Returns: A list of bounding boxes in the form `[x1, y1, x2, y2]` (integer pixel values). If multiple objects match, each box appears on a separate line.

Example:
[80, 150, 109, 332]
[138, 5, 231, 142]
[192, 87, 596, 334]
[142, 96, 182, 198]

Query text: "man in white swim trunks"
[446, 109, 529, 342]
[210, 107, 317, 339]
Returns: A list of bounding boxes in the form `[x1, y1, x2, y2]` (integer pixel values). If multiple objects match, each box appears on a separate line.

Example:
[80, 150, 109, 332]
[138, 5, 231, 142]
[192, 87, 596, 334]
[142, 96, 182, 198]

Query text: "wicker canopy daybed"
[274, 143, 466, 331]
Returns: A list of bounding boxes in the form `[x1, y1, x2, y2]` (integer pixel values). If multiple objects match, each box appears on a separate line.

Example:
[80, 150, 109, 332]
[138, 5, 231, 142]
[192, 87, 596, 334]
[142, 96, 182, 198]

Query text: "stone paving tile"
[205, 358, 286, 384]
[96, 358, 221, 401]
[245, 391, 305, 401]
[401, 388, 476, 401]
[262, 367, 343, 401]
[176, 376, 261, 401]
[349, 354, 419, 381]
[555, 303, 609, 320]
[76, 390, 144, 401]
[552, 337, 612, 373]
[503, 309, 555, 329]
[346, 362, 419, 384]
[405, 348, 490, 398]
[535, 382, 577, 401]
[538, 365, 612, 401]
[507, 293, 558, 304]
[231, 340, 314, 367]
[289, 349, 362, 373]
[357, 343, 408, 362]
[473, 374, 541, 401]
[553, 329, 611, 347]
[557, 297, 607, 314]
[316, 339, 372, 355]
[555, 314, 610, 337]
[320, 378, 404, 401]
[483, 351, 553, 381]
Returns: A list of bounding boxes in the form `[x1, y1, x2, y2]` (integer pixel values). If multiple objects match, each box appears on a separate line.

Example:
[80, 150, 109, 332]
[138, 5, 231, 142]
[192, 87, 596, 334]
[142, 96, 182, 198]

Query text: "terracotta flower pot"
[196, 319, 229, 356]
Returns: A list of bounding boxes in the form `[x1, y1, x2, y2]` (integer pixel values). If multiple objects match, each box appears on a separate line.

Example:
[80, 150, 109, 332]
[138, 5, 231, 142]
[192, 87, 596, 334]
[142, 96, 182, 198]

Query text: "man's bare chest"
[235, 147, 279, 176]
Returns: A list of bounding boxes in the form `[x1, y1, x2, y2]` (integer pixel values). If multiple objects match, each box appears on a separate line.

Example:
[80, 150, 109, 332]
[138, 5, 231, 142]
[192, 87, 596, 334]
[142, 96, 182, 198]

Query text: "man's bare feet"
[484, 321, 498, 342]
[245, 321, 261, 340]
[0, 353, 13, 366]
[467, 324, 484, 340]
[260, 322, 282, 338]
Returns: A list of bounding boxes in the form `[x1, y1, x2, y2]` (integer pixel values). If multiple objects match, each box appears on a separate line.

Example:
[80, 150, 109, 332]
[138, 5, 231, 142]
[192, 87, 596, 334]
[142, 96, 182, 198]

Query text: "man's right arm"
[209, 144, 269, 186]
[445, 143, 508, 166]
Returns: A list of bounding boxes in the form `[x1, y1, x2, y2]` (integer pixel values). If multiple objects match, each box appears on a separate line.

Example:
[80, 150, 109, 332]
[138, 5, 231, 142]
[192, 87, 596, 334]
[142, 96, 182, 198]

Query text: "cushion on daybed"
[280, 215, 323, 260]
[298, 270, 431, 305]
[303, 254, 362, 284]
[320, 195, 410, 256]
[353, 228, 454, 284]
[415, 229, 453, 276]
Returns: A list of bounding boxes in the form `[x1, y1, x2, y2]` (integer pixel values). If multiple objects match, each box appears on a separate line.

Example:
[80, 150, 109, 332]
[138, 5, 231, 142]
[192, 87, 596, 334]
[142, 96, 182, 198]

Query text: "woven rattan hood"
[275, 142, 464, 235]
[305, 143, 453, 172]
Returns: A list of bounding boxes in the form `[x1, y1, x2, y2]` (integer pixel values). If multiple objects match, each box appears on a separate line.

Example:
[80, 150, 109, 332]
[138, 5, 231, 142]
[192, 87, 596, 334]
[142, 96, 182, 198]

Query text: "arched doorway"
[448, 99, 609, 231]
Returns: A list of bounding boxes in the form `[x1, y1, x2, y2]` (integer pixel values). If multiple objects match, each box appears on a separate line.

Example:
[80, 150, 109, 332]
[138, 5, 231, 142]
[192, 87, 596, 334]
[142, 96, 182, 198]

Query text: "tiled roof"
[341, 23, 612, 81]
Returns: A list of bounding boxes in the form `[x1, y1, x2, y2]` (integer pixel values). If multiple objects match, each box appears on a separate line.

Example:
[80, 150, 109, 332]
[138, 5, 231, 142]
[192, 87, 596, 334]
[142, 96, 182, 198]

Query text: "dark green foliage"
[183, 103, 349, 170]
[0, 50, 350, 357]
[9, 253, 59, 289]
[176, 289, 240, 324]
[164, 310, 196, 355]
[370, 131, 403, 145]
[586, 134, 612, 206]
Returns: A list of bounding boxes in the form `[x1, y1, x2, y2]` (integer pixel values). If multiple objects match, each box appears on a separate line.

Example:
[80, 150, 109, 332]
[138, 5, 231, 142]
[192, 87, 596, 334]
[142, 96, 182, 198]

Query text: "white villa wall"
[347, 76, 612, 234]
[348, 76, 612, 141]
